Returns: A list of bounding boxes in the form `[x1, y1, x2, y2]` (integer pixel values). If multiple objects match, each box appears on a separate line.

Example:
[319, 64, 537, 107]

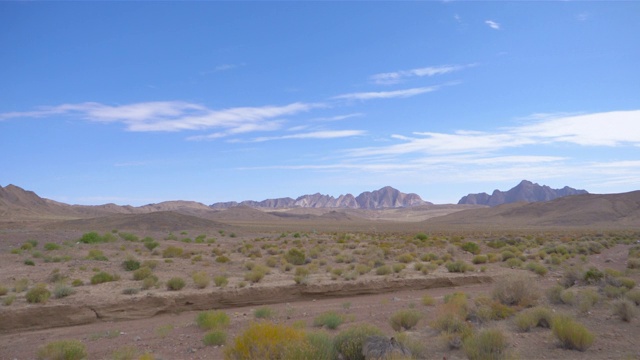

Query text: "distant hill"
[433, 191, 640, 228]
[458, 180, 588, 206]
[210, 186, 430, 209]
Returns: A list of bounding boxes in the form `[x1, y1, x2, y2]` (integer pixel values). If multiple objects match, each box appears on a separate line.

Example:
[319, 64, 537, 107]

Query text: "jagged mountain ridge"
[458, 180, 588, 207]
[210, 186, 430, 209]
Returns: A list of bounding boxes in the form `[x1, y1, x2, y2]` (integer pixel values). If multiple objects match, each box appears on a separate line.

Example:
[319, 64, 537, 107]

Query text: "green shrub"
[583, 267, 604, 284]
[514, 306, 553, 332]
[603, 284, 628, 299]
[552, 315, 594, 351]
[216, 255, 231, 263]
[617, 277, 636, 290]
[546, 285, 564, 304]
[422, 294, 435, 306]
[144, 240, 159, 251]
[24, 259, 35, 266]
[225, 321, 308, 360]
[203, 330, 227, 346]
[305, 331, 338, 360]
[122, 259, 140, 271]
[627, 258, 640, 269]
[196, 310, 230, 330]
[415, 233, 428, 241]
[53, 284, 75, 299]
[492, 274, 539, 307]
[191, 271, 210, 289]
[389, 309, 422, 331]
[142, 275, 159, 290]
[166, 277, 186, 291]
[463, 328, 508, 360]
[162, 246, 184, 258]
[79, 232, 104, 244]
[0, 285, 7, 296]
[376, 265, 392, 276]
[626, 289, 640, 305]
[3, 294, 16, 306]
[461, 242, 481, 255]
[86, 249, 108, 261]
[254, 307, 275, 319]
[611, 299, 637, 322]
[133, 267, 153, 280]
[214, 275, 228, 287]
[44, 243, 61, 251]
[119, 232, 139, 242]
[334, 324, 384, 360]
[313, 311, 344, 330]
[392, 263, 406, 273]
[285, 248, 306, 265]
[91, 271, 117, 285]
[26, 284, 51, 303]
[37, 339, 87, 360]
[397, 253, 414, 263]
[526, 262, 548, 276]
[472, 255, 488, 264]
[244, 268, 266, 283]
[446, 260, 472, 273]
[14, 278, 29, 292]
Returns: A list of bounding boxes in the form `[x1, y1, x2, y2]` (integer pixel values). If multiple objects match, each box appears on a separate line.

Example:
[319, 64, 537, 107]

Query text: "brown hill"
[429, 191, 640, 228]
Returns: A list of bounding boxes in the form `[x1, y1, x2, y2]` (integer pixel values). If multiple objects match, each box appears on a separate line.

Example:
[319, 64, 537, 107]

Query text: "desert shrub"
[244, 267, 267, 283]
[461, 242, 481, 255]
[111, 346, 138, 360]
[305, 331, 338, 360]
[196, 310, 230, 330]
[91, 271, 117, 285]
[142, 275, 159, 290]
[397, 253, 414, 263]
[225, 321, 308, 360]
[559, 267, 583, 288]
[313, 311, 344, 330]
[463, 328, 508, 360]
[334, 324, 384, 360]
[611, 299, 637, 322]
[254, 307, 275, 319]
[514, 306, 553, 332]
[546, 284, 564, 304]
[14, 278, 29, 292]
[0, 285, 7, 296]
[576, 289, 600, 313]
[603, 284, 628, 299]
[472, 255, 488, 264]
[24, 259, 35, 266]
[44, 243, 61, 251]
[421, 253, 438, 261]
[122, 288, 139, 295]
[626, 289, 640, 305]
[470, 296, 515, 323]
[216, 255, 231, 263]
[560, 289, 576, 305]
[583, 267, 604, 284]
[203, 330, 227, 346]
[78, 232, 104, 244]
[392, 263, 406, 273]
[526, 262, 548, 276]
[214, 275, 229, 287]
[86, 249, 108, 261]
[492, 274, 539, 307]
[26, 284, 51, 303]
[446, 260, 472, 273]
[362, 336, 411, 360]
[162, 246, 184, 258]
[3, 294, 16, 306]
[37, 339, 87, 360]
[144, 240, 159, 251]
[118, 232, 139, 242]
[53, 284, 75, 299]
[141, 260, 159, 269]
[500, 250, 515, 261]
[133, 267, 153, 280]
[285, 248, 306, 265]
[415, 233, 428, 241]
[166, 277, 186, 291]
[389, 309, 422, 331]
[192, 271, 210, 289]
[422, 294, 435, 306]
[617, 277, 636, 290]
[504, 257, 523, 269]
[376, 265, 392, 276]
[355, 263, 371, 275]
[551, 315, 594, 351]
[122, 258, 140, 271]
[71, 279, 83, 287]
[627, 258, 640, 269]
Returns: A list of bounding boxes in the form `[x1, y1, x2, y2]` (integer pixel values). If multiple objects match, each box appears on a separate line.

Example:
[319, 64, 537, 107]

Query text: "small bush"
[192, 271, 210, 289]
[214, 275, 228, 287]
[254, 307, 275, 319]
[37, 339, 87, 360]
[86, 249, 108, 261]
[224, 321, 308, 360]
[514, 306, 553, 332]
[611, 299, 637, 322]
[546, 285, 564, 304]
[463, 328, 508, 360]
[526, 262, 548, 276]
[3, 294, 16, 306]
[306, 331, 338, 360]
[162, 246, 184, 258]
[71, 279, 83, 287]
[626, 289, 640, 305]
[91, 271, 116, 285]
[446, 260, 472, 273]
[583, 267, 604, 284]
[472, 255, 488, 264]
[216, 255, 231, 263]
[53, 284, 75, 299]
[422, 294, 435, 306]
[334, 324, 384, 360]
[389, 309, 422, 331]
[376, 265, 392, 276]
[362, 336, 411, 360]
[122, 259, 140, 271]
[133, 267, 153, 280]
[461, 242, 481, 255]
[26, 284, 51, 303]
[397, 253, 414, 263]
[285, 248, 306, 265]
[313, 311, 344, 330]
[551, 315, 594, 351]
[196, 310, 230, 330]
[0, 285, 7, 296]
[492, 274, 539, 307]
[203, 330, 227, 346]
[79, 232, 104, 244]
[44, 243, 61, 251]
[24, 259, 35, 266]
[144, 240, 160, 251]
[142, 275, 159, 290]
[166, 277, 186, 291]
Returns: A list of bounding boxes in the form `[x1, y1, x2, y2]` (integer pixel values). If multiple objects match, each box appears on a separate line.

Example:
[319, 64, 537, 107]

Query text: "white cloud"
[333, 86, 439, 101]
[1, 101, 319, 134]
[370, 64, 472, 85]
[485, 20, 500, 30]
[243, 130, 366, 143]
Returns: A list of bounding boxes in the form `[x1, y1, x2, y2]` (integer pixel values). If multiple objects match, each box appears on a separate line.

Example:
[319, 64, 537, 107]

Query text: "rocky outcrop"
[458, 180, 588, 207]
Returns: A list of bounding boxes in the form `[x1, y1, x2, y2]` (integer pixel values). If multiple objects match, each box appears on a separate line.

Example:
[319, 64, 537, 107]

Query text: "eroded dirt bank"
[0, 274, 491, 333]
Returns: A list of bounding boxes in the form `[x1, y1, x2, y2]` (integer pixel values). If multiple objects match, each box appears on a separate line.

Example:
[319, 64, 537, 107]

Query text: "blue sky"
[1, 1, 639, 206]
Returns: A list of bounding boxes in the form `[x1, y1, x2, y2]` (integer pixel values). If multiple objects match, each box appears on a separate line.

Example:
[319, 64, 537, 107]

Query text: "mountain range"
[458, 180, 588, 207]
[210, 186, 429, 209]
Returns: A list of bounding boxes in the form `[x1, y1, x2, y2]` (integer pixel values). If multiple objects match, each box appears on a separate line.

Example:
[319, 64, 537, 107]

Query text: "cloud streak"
[370, 64, 473, 85]
[485, 20, 500, 30]
[333, 86, 439, 101]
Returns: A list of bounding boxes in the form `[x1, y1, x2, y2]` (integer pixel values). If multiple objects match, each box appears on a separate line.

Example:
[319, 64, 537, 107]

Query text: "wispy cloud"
[333, 86, 439, 101]
[1, 101, 319, 134]
[241, 130, 366, 143]
[311, 113, 364, 122]
[370, 64, 473, 85]
[485, 20, 500, 30]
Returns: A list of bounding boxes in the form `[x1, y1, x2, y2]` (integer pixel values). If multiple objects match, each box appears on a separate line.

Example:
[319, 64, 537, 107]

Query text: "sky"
[1, 1, 639, 206]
